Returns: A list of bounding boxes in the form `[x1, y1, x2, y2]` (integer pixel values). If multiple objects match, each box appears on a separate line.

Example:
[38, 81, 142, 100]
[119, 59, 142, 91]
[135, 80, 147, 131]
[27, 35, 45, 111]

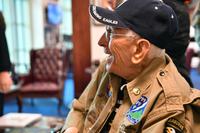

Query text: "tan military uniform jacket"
[62, 53, 200, 133]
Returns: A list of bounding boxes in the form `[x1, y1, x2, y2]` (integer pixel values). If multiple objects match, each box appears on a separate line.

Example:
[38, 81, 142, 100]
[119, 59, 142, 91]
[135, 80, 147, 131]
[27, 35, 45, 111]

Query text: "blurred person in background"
[162, 0, 200, 87]
[193, 3, 200, 72]
[193, 7, 200, 47]
[0, 11, 13, 116]
[185, 0, 200, 22]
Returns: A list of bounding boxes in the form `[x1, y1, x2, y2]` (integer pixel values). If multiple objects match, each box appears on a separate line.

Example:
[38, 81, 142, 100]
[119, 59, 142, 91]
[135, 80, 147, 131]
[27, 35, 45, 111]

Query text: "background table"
[0, 116, 64, 133]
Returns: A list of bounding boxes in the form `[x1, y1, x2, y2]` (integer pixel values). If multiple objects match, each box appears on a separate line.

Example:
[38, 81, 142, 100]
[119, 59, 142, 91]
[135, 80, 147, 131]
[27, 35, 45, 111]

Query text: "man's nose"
[98, 33, 109, 47]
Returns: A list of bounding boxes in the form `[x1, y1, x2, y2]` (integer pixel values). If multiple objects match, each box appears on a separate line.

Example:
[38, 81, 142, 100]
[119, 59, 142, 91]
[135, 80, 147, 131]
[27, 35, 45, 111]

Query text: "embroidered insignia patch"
[164, 118, 184, 133]
[126, 96, 148, 125]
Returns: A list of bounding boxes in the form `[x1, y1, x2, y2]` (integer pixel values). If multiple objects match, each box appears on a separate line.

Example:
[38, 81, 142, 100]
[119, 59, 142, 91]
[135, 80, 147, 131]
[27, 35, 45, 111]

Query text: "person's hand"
[0, 71, 13, 93]
[64, 127, 78, 133]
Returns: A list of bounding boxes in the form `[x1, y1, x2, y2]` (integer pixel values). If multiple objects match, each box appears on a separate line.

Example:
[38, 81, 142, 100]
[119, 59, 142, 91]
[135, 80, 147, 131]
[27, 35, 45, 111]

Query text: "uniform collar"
[125, 51, 167, 103]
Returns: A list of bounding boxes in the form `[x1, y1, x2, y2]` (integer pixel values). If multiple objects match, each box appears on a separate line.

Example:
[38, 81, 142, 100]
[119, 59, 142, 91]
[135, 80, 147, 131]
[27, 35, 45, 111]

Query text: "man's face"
[98, 32, 111, 55]
[98, 26, 139, 79]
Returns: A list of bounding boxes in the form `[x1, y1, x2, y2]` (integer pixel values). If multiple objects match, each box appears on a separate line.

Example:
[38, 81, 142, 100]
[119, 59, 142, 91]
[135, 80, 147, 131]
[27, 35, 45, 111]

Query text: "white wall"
[90, 23, 107, 61]
[30, 0, 45, 49]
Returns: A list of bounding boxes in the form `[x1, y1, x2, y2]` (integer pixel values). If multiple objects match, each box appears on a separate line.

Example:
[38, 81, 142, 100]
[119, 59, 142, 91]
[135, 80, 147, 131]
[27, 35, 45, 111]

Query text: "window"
[0, 0, 31, 74]
[0, 0, 73, 74]
[59, 0, 73, 49]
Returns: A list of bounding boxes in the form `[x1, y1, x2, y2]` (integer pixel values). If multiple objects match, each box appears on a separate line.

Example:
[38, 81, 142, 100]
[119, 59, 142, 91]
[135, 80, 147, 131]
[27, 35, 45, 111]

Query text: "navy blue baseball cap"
[89, 0, 179, 49]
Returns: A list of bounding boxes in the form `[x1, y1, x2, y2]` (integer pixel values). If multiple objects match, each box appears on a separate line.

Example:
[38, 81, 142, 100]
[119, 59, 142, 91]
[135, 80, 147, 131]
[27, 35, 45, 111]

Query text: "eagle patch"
[126, 96, 148, 125]
[164, 118, 184, 133]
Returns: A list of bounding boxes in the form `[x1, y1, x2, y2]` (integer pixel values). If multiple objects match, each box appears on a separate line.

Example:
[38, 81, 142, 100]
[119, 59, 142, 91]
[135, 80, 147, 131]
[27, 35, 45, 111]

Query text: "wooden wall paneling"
[72, 0, 91, 97]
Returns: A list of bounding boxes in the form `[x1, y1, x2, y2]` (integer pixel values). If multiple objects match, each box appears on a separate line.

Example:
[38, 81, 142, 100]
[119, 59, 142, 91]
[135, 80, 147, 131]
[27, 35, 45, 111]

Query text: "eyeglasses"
[105, 26, 136, 40]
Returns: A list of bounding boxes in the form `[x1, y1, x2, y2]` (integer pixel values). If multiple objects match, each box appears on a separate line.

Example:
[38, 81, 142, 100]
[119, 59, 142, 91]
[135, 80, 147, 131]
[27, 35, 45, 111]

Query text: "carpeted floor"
[190, 68, 200, 89]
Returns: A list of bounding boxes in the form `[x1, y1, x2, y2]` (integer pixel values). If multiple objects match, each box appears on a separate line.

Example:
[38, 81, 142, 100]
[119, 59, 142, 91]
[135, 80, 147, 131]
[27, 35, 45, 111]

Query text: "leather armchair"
[17, 48, 67, 112]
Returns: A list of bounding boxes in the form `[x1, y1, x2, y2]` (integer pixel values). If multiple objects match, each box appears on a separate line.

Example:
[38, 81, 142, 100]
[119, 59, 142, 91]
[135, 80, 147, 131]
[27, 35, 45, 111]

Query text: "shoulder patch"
[164, 118, 184, 133]
[126, 96, 148, 125]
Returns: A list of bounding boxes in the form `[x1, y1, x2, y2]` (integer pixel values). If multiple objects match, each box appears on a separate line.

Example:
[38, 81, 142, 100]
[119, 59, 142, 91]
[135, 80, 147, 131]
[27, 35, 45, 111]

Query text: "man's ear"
[131, 39, 150, 64]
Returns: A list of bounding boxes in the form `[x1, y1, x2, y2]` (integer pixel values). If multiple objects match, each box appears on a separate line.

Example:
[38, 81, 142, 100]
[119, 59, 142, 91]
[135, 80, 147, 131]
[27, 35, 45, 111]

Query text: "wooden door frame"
[72, 0, 91, 97]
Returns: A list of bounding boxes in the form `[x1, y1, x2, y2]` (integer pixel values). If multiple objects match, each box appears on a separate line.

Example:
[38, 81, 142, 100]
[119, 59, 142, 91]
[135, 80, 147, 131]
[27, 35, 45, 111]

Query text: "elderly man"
[61, 0, 200, 132]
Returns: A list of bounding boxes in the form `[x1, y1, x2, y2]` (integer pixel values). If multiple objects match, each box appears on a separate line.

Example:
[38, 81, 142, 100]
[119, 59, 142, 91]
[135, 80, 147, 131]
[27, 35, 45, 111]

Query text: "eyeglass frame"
[105, 26, 138, 40]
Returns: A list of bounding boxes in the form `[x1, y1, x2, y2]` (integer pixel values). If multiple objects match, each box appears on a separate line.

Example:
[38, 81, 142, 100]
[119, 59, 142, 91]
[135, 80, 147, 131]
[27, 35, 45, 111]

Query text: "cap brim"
[89, 5, 127, 28]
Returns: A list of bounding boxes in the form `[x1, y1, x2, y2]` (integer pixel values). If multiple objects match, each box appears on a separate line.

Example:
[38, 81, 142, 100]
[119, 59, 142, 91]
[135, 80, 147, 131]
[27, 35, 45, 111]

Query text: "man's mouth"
[104, 48, 111, 54]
